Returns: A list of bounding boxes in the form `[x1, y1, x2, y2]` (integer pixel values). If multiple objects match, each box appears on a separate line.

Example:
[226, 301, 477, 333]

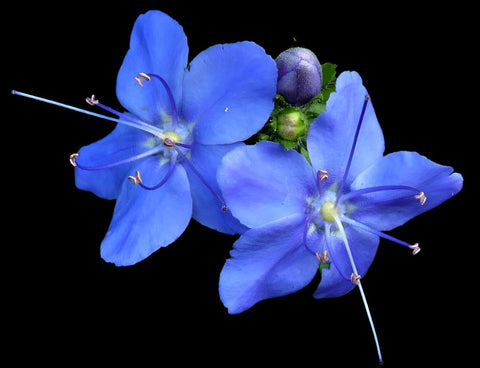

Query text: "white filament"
[334, 215, 384, 364]
[11, 90, 164, 137]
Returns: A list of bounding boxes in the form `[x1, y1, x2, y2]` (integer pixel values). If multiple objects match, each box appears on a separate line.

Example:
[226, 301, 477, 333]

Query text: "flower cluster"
[13, 10, 463, 363]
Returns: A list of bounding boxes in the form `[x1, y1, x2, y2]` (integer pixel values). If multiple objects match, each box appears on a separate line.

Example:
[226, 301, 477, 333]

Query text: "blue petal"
[314, 263, 356, 298]
[314, 224, 379, 298]
[219, 214, 318, 314]
[116, 10, 188, 123]
[307, 71, 385, 185]
[75, 124, 153, 199]
[183, 142, 247, 235]
[349, 151, 464, 231]
[217, 141, 317, 228]
[181, 42, 277, 145]
[100, 157, 192, 266]
[327, 223, 379, 282]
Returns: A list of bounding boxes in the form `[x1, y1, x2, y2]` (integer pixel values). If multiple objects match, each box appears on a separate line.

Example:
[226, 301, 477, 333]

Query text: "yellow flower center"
[163, 130, 182, 144]
[321, 201, 338, 222]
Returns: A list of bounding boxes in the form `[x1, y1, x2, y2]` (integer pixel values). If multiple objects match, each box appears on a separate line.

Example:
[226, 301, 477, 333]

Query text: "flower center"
[163, 130, 182, 145]
[320, 201, 337, 222]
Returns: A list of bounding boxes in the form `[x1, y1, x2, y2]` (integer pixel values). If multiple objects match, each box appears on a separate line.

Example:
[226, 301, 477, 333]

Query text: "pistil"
[11, 90, 164, 137]
[334, 215, 383, 364]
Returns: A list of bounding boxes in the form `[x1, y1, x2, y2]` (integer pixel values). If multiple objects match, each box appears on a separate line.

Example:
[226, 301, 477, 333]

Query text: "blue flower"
[15, 10, 277, 266]
[217, 71, 463, 361]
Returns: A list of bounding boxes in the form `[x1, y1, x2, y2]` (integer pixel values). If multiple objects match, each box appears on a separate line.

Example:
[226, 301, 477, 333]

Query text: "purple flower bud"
[276, 47, 322, 106]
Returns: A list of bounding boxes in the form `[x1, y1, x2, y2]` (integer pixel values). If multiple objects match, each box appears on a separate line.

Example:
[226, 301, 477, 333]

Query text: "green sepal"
[273, 94, 291, 109]
[319, 262, 331, 273]
[303, 98, 326, 118]
[277, 138, 299, 150]
[321, 62, 337, 90]
[302, 63, 337, 118]
[256, 133, 271, 142]
[253, 61, 337, 154]
[299, 146, 311, 164]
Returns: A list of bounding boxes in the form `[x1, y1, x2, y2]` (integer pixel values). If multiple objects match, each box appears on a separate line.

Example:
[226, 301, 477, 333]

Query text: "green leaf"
[273, 94, 290, 109]
[301, 62, 336, 119]
[322, 62, 337, 90]
[304, 100, 326, 117]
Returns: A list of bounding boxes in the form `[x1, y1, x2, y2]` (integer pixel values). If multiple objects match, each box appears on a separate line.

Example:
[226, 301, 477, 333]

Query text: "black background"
[4, 2, 475, 366]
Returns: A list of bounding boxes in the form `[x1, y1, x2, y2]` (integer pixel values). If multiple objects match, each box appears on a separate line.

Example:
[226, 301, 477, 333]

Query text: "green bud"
[275, 108, 306, 141]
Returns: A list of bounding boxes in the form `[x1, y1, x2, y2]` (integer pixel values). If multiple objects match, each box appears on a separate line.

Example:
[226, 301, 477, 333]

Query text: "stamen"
[11, 90, 163, 137]
[350, 273, 362, 285]
[316, 250, 329, 263]
[135, 72, 151, 87]
[341, 185, 427, 205]
[334, 214, 383, 364]
[136, 73, 179, 127]
[69, 145, 164, 171]
[85, 94, 164, 137]
[69, 153, 79, 167]
[139, 72, 152, 80]
[341, 216, 421, 255]
[175, 147, 227, 211]
[415, 192, 427, 206]
[128, 171, 143, 185]
[409, 243, 421, 255]
[318, 169, 329, 181]
[336, 95, 370, 206]
[129, 156, 178, 191]
[86, 94, 98, 106]
[316, 169, 329, 196]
